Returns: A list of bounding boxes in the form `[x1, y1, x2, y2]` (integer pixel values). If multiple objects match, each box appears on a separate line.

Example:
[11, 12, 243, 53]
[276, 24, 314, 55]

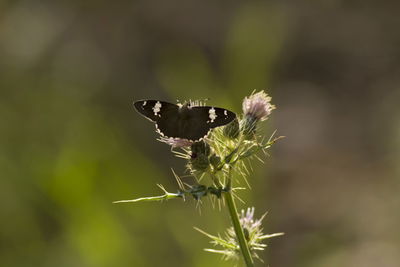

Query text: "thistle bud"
[240, 116, 258, 138]
[196, 207, 284, 261]
[190, 153, 209, 172]
[223, 118, 240, 139]
[191, 141, 211, 156]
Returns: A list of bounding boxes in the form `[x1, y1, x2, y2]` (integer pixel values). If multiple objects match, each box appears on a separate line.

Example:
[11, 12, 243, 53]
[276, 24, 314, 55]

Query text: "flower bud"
[191, 141, 211, 156]
[196, 207, 284, 261]
[223, 118, 240, 139]
[240, 116, 258, 138]
[190, 153, 209, 172]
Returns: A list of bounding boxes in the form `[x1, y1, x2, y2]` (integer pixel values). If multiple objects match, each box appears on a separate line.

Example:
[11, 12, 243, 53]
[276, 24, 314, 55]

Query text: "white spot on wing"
[153, 101, 162, 116]
[155, 123, 165, 136]
[224, 110, 227, 116]
[143, 101, 147, 106]
[209, 107, 217, 123]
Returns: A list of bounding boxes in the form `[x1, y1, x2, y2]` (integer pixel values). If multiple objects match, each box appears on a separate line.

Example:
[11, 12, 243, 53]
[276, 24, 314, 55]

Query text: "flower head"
[159, 137, 193, 147]
[239, 207, 261, 234]
[196, 207, 284, 262]
[242, 90, 275, 121]
[189, 141, 211, 172]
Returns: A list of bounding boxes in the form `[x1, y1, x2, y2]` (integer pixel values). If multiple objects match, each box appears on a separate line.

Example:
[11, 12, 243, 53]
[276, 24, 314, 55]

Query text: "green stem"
[224, 183, 254, 267]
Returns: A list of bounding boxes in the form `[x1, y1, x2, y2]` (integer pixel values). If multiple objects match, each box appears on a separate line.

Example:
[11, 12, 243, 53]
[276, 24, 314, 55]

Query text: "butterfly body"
[133, 100, 236, 141]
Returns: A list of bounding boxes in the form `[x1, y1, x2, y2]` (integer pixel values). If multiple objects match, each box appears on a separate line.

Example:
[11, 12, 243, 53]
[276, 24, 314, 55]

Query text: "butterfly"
[133, 100, 236, 141]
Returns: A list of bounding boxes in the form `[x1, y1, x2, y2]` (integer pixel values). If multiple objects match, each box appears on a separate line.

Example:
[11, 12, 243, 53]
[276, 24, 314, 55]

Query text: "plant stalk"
[224, 185, 254, 267]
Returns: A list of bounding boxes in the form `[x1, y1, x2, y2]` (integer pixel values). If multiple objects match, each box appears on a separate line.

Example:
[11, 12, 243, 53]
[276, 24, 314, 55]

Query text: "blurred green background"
[1, 1, 399, 266]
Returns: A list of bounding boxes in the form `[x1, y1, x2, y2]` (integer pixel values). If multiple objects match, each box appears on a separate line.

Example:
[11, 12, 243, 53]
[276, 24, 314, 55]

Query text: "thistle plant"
[115, 90, 284, 266]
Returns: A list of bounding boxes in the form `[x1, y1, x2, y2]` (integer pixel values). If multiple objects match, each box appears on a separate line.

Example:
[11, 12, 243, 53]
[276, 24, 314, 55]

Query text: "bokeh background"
[1, 1, 399, 266]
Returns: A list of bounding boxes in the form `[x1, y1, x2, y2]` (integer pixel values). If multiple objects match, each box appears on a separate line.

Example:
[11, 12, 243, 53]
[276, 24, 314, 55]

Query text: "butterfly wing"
[197, 106, 236, 128]
[154, 106, 182, 138]
[134, 100, 183, 137]
[179, 106, 236, 140]
[133, 100, 177, 122]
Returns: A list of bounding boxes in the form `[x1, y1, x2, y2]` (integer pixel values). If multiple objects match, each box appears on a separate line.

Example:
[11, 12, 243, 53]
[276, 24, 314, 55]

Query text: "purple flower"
[240, 207, 262, 231]
[159, 137, 193, 147]
[196, 207, 283, 261]
[242, 90, 275, 121]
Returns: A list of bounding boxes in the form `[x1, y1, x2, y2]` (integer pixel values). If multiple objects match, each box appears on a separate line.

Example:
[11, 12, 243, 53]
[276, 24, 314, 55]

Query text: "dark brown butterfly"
[133, 100, 236, 141]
